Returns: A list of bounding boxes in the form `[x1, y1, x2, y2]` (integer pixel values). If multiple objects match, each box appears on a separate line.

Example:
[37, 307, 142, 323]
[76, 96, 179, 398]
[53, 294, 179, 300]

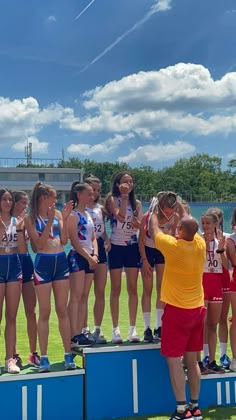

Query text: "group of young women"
[0, 171, 236, 376]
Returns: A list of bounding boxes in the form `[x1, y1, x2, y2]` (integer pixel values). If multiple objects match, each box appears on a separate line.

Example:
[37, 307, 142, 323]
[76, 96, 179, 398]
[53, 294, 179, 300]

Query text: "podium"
[0, 363, 84, 420]
[81, 343, 175, 419]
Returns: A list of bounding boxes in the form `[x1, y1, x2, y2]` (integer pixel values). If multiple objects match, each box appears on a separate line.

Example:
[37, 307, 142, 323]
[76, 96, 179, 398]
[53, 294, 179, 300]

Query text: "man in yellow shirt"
[150, 214, 206, 420]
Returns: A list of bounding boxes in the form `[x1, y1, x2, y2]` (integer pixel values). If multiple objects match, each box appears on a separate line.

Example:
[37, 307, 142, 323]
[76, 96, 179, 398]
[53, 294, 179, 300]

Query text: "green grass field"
[1, 275, 236, 419]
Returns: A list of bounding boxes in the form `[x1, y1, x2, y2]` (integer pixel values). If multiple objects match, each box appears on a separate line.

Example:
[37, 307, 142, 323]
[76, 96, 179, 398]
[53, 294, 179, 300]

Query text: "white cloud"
[12, 136, 49, 154]
[46, 15, 57, 23]
[118, 141, 196, 163]
[60, 63, 236, 137]
[151, 0, 172, 13]
[0, 96, 64, 141]
[67, 133, 134, 156]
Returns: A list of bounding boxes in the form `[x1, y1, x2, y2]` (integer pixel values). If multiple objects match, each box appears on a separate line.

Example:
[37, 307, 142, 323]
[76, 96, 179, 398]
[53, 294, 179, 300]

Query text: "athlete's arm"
[149, 212, 163, 240]
[24, 208, 55, 252]
[138, 214, 148, 261]
[58, 201, 73, 245]
[226, 238, 236, 266]
[108, 195, 128, 222]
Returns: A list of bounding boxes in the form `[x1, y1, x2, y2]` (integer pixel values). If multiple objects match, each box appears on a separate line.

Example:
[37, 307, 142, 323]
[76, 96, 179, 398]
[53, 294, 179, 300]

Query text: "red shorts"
[222, 268, 231, 293]
[203, 272, 223, 303]
[161, 304, 206, 357]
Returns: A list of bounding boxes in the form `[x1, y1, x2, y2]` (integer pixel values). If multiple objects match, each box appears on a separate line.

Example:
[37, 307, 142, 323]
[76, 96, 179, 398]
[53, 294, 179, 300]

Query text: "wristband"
[93, 253, 99, 257]
[16, 229, 23, 233]
[216, 249, 225, 254]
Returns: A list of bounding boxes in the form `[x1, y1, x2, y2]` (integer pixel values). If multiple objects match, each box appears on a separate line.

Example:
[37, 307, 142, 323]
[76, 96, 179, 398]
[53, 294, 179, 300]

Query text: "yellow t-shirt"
[155, 232, 206, 309]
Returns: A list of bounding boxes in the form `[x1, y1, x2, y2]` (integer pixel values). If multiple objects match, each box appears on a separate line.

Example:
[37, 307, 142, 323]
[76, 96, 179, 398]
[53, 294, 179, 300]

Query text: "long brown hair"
[29, 182, 55, 222]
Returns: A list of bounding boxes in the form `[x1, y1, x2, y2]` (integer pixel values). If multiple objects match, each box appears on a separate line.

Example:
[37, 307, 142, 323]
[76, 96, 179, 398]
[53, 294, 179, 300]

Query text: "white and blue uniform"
[68, 210, 95, 274]
[108, 198, 141, 269]
[0, 217, 22, 283]
[87, 204, 106, 264]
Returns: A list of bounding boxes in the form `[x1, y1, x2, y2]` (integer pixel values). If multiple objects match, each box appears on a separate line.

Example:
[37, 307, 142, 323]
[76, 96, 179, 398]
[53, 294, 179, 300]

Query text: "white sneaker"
[230, 358, 236, 372]
[128, 328, 140, 343]
[5, 358, 20, 374]
[112, 327, 123, 344]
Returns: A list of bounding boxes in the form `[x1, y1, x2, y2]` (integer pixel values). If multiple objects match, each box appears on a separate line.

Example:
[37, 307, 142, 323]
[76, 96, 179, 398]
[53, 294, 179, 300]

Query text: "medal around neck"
[5, 246, 10, 253]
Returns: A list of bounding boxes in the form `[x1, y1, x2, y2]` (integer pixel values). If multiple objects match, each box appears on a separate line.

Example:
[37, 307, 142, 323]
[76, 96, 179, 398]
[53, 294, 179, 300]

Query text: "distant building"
[0, 167, 84, 202]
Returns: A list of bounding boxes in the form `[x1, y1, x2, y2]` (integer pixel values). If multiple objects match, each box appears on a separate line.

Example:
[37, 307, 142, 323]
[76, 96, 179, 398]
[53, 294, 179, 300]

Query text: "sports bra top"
[35, 216, 60, 239]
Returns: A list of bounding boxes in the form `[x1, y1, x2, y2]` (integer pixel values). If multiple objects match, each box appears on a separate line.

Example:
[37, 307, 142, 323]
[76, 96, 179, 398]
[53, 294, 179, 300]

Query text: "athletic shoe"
[112, 327, 123, 344]
[92, 328, 107, 344]
[202, 355, 209, 367]
[84, 330, 96, 344]
[128, 328, 140, 343]
[230, 358, 236, 371]
[198, 361, 208, 375]
[206, 360, 225, 374]
[28, 352, 40, 367]
[64, 354, 76, 370]
[39, 356, 51, 373]
[144, 327, 154, 343]
[153, 326, 161, 342]
[219, 354, 231, 369]
[5, 358, 20, 374]
[71, 333, 93, 348]
[169, 408, 193, 419]
[13, 353, 23, 370]
[189, 406, 203, 420]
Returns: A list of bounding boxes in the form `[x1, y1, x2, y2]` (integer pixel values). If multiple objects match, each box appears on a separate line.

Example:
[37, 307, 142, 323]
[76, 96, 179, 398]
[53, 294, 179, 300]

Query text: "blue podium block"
[83, 343, 175, 420]
[0, 365, 84, 420]
[199, 373, 236, 408]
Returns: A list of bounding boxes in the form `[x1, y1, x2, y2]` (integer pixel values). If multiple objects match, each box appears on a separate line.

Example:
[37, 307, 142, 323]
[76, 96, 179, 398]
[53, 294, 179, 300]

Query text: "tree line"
[18, 154, 236, 202]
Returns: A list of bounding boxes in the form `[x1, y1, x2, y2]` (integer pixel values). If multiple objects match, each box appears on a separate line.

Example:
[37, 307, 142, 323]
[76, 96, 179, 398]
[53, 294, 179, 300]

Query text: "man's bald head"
[180, 216, 199, 240]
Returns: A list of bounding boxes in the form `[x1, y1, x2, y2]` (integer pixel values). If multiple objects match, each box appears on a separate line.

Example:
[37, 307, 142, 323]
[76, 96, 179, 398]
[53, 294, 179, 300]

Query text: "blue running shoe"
[39, 356, 51, 373]
[219, 354, 231, 369]
[202, 355, 209, 367]
[64, 354, 76, 370]
[71, 333, 93, 348]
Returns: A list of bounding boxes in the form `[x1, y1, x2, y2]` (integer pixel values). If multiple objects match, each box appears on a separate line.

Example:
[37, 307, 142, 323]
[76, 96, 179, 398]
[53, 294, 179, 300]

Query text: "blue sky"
[0, 0, 236, 169]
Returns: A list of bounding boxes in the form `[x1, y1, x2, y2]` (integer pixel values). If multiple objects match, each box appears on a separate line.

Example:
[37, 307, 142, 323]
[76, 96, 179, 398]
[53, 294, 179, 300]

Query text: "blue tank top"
[35, 216, 60, 239]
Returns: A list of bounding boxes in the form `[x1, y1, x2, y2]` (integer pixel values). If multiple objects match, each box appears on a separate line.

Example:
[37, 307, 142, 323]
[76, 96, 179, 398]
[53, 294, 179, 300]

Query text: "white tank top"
[86, 204, 105, 239]
[110, 198, 138, 246]
[72, 210, 94, 254]
[0, 217, 18, 249]
[203, 238, 223, 274]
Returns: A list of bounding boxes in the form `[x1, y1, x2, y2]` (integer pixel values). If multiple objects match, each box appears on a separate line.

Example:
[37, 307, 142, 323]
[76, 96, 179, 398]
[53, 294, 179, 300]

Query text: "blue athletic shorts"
[0, 254, 22, 283]
[97, 237, 107, 264]
[19, 253, 34, 284]
[144, 246, 165, 267]
[34, 252, 69, 285]
[67, 249, 95, 274]
[108, 243, 140, 270]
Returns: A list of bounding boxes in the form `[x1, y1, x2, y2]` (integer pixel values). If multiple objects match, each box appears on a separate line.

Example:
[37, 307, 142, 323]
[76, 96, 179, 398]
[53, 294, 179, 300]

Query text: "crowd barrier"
[1, 344, 236, 420]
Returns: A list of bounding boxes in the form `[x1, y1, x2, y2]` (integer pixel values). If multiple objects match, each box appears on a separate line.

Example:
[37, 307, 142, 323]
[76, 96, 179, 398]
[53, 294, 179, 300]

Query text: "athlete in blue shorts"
[67, 182, 98, 348]
[12, 190, 40, 369]
[0, 189, 26, 374]
[25, 181, 76, 372]
[105, 172, 142, 343]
